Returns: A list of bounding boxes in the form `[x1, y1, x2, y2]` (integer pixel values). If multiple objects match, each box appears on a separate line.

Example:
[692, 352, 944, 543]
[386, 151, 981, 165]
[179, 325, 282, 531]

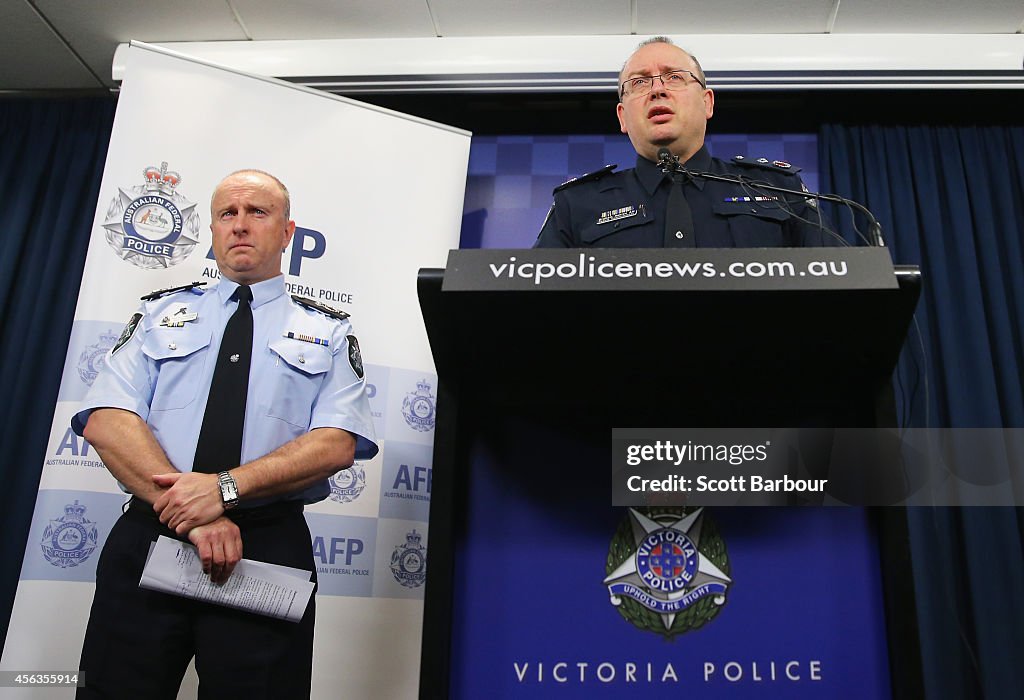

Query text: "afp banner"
[0, 43, 469, 698]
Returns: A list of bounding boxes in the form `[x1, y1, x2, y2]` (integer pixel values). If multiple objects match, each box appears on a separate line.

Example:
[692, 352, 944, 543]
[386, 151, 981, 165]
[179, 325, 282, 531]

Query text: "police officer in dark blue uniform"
[535, 37, 838, 249]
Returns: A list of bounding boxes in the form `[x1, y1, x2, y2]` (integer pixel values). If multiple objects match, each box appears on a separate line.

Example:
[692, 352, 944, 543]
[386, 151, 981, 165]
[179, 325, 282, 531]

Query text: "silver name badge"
[596, 205, 638, 225]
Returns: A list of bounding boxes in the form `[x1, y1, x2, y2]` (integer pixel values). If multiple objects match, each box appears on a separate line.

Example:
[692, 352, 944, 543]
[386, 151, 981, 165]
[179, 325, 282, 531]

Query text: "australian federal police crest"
[390, 529, 427, 588]
[402, 379, 436, 432]
[77, 328, 118, 386]
[102, 162, 201, 270]
[329, 463, 367, 504]
[40, 500, 99, 568]
[604, 507, 731, 638]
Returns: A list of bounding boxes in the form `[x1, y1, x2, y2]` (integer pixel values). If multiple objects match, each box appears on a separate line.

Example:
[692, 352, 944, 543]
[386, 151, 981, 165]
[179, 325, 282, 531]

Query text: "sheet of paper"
[139, 536, 314, 623]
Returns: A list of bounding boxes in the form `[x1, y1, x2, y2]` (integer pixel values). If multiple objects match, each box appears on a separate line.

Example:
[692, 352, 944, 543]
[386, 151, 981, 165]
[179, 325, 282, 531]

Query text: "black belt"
[126, 497, 303, 525]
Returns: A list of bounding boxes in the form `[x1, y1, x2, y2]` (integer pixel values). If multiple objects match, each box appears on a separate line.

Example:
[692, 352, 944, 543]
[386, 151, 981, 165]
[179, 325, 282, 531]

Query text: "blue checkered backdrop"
[459, 133, 819, 249]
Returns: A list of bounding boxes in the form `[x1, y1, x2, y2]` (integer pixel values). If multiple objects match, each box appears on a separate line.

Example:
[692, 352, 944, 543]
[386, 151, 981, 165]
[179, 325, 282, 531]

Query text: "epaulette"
[553, 164, 617, 193]
[292, 295, 350, 320]
[731, 156, 802, 175]
[140, 281, 207, 301]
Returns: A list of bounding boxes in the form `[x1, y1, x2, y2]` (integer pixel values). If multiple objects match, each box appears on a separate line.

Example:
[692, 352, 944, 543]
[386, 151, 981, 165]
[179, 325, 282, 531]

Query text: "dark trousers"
[77, 501, 317, 700]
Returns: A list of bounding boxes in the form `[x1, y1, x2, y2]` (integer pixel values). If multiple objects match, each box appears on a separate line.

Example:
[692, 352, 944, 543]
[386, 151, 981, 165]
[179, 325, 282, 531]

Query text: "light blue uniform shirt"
[72, 275, 378, 505]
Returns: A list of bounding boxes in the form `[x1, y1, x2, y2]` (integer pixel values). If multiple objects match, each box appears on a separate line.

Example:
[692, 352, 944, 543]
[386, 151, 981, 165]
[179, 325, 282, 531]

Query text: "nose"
[648, 75, 669, 98]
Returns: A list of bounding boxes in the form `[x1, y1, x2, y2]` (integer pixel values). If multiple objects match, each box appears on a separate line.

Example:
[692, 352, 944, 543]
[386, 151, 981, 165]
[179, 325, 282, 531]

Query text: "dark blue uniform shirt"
[534, 146, 839, 248]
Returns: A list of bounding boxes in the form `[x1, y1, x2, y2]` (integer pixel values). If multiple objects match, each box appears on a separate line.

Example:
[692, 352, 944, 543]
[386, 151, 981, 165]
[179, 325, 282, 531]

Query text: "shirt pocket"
[580, 213, 654, 246]
[141, 329, 212, 410]
[712, 200, 791, 247]
[266, 337, 332, 428]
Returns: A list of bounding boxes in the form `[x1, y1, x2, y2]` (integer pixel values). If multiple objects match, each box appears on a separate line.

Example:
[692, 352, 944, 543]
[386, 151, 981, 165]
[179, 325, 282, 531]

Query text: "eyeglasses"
[619, 70, 707, 99]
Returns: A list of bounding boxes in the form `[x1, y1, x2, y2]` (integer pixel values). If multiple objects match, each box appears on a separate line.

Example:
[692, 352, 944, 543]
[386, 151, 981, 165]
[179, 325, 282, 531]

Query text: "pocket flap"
[580, 213, 653, 244]
[269, 337, 332, 375]
[142, 329, 212, 360]
[712, 200, 791, 222]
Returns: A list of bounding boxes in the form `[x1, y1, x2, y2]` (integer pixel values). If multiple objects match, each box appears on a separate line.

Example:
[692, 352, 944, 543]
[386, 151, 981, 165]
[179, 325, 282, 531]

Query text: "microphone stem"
[666, 162, 884, 247]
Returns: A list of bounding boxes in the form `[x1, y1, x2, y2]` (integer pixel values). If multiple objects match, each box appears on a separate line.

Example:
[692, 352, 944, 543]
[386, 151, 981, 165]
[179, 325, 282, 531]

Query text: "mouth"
[647, 105, 675, 124]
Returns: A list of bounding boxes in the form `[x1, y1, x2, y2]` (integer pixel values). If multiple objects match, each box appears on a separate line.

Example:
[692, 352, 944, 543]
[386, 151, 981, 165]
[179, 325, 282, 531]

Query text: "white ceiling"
[2, 0, 1023, 92]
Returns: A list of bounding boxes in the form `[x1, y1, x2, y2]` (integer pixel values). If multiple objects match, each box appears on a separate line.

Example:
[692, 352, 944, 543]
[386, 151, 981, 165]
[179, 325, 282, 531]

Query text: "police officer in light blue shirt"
[72, 169, 377, 700]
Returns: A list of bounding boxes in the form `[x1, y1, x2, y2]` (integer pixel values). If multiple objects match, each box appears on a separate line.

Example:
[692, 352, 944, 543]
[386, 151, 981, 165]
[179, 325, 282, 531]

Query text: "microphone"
[656, 147, 678, 173]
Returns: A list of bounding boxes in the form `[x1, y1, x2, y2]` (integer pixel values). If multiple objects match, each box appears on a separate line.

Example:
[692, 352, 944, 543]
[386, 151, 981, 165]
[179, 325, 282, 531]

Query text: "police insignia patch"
[390, 529, 427, 588]
[603, 507, 731, 639]
[40, 500, 99, 568]
[112, 312, 143, 355]
[329, 463, 367, 503]
[402, 379, 437, 432]
[102, 162, 202, 270]
[347, 335, 364, 379]
[78, 328, 118, 386]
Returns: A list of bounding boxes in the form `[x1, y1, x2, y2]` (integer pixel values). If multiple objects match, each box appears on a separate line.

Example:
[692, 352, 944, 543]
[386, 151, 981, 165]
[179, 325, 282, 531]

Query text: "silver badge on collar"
[596, 205, 638, 225]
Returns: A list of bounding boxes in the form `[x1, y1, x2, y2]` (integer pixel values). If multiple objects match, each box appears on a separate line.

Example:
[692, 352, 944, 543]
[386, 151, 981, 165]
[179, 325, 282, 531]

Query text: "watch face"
[219, 474, 239, 505]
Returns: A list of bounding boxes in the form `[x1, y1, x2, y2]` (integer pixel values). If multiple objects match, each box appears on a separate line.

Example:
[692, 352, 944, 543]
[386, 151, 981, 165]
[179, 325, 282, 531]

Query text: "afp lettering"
[288, 226, 326, 276]
[312, 536, 364, 566]
[393, 464, 432, 493]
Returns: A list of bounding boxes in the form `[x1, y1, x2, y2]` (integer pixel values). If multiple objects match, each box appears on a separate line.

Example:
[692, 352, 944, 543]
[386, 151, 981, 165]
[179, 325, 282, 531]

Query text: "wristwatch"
[217, 471, 239, 510]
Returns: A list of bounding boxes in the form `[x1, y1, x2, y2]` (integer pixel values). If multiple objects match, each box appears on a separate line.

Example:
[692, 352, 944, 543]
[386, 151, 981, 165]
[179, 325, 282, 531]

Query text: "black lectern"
[417, 248, 922, 698]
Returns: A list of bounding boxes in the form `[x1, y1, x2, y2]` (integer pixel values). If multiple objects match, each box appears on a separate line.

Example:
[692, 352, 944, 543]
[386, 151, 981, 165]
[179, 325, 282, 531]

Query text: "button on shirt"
[72, 275, 378, 505]
[534, 146, 839, 248]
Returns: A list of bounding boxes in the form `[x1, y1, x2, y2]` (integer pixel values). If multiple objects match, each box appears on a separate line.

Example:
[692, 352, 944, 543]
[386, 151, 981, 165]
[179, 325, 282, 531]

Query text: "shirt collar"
[635, 144, 712, 195]
[215, 274, 286, 310]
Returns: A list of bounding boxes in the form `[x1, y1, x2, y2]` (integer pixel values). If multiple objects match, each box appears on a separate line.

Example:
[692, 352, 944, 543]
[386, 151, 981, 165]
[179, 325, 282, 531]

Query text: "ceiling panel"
[833, 0, 1024, 33]
[231, 0, 437, 39]
[34, 0, 246, 87]
[637, 0, 834, 34]
[428, 0, 631, 36]
[0, 1, 98, 89]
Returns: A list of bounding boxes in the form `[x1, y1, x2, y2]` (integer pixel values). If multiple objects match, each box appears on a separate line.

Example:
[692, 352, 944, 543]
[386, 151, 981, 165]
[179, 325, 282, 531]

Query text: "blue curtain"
[820, 124, 1024, 699]
[0, 98, 115, 648]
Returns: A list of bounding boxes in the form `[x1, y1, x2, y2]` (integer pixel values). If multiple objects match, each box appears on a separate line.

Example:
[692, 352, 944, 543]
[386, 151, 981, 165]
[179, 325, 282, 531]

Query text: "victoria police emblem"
[329, 464, 367, 504]
[603, 507, 731, 638]
[40, 501, 99, 569]
[77, 328, 118, 386]
[102, 162, 201, 270]
[390, 529, 427, 588]
[402, 379, 437, 432]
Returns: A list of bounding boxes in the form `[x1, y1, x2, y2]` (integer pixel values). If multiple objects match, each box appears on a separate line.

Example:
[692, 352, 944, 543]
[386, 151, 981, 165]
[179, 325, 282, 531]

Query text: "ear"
[281, 220, 296, 251]
[704, 88, 715, 120]
[616, 102, 628, 135]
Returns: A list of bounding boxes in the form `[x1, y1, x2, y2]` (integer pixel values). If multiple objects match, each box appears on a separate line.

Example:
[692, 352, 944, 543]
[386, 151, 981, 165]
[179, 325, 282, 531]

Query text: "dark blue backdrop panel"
[448, 428, 890, 699]
[461, 133, 819, 249]
[453, 133, 891, 699]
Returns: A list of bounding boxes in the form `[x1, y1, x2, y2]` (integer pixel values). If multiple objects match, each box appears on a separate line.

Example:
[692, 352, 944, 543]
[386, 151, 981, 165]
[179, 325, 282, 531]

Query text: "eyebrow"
[625, 65, 688, 79]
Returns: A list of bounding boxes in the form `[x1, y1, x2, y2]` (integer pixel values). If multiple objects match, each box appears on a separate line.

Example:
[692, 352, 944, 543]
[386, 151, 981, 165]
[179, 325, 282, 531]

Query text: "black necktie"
[663, 173, 695, 248]
[193, 285, 253, 474]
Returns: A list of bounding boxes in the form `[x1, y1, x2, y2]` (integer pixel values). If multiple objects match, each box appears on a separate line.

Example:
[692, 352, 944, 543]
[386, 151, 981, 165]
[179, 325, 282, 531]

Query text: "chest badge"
[596, 205, 638, 225]
[159, 306, 199, 328]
